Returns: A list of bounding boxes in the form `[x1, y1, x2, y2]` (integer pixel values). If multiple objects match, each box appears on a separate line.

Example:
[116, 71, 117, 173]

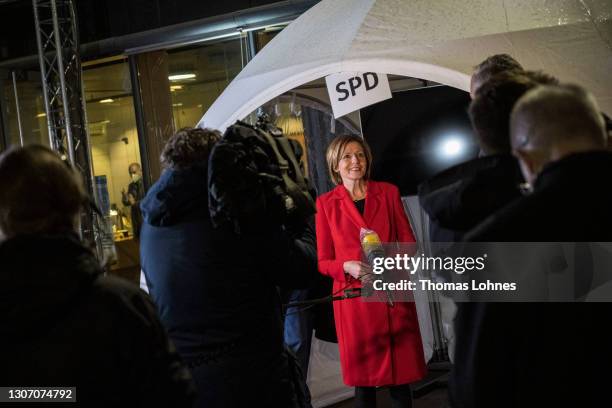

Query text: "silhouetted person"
[418, 70, 558, 406]
[420, 70, 557, 241]
[470, 53, 523, 98]
[140, 128, 317, 408]
[469, 84, 609, 239]
[0, 145, 194, 407]
[122, 162, 145, 239]
[460, 84, 612, 408]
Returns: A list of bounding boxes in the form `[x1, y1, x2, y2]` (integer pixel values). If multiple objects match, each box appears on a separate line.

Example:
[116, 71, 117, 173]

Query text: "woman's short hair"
[161, 127, 221, 170]
[325, 134, 372, 185]
[0, 145, 87, 238]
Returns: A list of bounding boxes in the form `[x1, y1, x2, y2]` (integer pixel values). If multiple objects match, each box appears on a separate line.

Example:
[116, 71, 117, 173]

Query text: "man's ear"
[469, 76, 477, 100]
[513, 148, 538, 184]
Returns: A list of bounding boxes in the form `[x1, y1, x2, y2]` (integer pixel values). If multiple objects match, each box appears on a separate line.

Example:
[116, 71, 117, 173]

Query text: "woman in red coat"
[315, 135, 426, 408]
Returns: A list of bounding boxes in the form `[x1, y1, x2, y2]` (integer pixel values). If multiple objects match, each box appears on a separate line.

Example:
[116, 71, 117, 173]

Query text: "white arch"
[198, 58, 470, 132]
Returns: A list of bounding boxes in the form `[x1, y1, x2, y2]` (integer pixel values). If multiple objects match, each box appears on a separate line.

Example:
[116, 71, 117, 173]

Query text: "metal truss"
[32, 0, 106, 260]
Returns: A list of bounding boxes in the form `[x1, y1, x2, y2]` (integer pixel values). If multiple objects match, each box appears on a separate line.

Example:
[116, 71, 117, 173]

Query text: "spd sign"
[325, 72, 392, 119]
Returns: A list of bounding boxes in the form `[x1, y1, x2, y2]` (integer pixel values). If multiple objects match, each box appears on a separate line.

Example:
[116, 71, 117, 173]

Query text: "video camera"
[208, 116, 316, 233]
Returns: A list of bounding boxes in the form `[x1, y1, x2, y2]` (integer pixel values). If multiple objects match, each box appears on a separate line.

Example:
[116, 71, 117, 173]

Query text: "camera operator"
[140, 127, 317, 408]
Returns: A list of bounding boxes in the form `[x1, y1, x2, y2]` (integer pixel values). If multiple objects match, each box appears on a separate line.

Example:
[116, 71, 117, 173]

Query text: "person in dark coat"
[122, 162, 145, 239]
[419, 70, 556, 242]
[418, 70, 559, 406]
[140, 127, 317, 408]
[456, 84, 612, 408]
[467, 83, 610, 239]
[0, 145, 194, 408]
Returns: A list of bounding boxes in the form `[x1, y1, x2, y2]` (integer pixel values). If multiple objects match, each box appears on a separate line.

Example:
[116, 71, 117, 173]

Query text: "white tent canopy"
[198, 0, 612, 131]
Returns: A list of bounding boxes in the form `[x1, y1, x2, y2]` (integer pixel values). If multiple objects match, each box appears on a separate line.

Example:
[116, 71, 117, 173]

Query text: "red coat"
[315, 180, 427, 386]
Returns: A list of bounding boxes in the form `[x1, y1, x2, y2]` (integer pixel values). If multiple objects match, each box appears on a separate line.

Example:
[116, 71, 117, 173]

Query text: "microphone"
[360, 228, 393, 306]
[360, 228, 384, 298]
[360, 227, 385, 268]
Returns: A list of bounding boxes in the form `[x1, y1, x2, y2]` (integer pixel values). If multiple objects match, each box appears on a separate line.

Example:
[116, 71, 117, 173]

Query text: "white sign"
[325, 72, 392, 119]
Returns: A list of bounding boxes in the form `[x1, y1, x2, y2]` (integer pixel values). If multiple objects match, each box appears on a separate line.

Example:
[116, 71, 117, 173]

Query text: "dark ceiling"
[0, 0, 287, 62]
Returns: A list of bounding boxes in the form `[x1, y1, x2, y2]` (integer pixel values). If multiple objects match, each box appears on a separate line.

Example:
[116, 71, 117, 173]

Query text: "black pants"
[355, 384, 412, 408]
[189, 346, 296, 408]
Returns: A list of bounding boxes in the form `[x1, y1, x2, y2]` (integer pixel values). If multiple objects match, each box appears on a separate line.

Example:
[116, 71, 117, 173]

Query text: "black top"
[140, 164, 317, 358]
[450, 151, 612, 408]
[122, 178, 145, 239]
[0, 234, 194, 407]
[466, 151, 612, 241]
[140, 164, 317, 407]
[418, 154, 524, 241]
[353, 198, 365, 215]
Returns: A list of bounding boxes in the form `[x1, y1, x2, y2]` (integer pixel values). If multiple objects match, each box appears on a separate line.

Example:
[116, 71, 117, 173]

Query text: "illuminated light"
[170, 85, 183, 91]
[36, 113, 46, 118]
[109, 210, 118, 216]
[276, 115, 304, 137]
[99, 98, 114, 104]
[440, 137, 464, 158]
[197, 104, 203, 108]
[246, 22, 290, 33]
[263, 25, 286, 32]
[168, 73, 196, 81]
[172, 103, 183, 107]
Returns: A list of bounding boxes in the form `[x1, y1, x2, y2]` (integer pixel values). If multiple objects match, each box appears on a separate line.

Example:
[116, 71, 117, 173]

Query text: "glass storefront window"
[83, 60, 142, 243]
[165, 24, 285, 131]
[0, 62, 141, 244]
[168, 37, 246, 129]
[1, 70, 50, 148]
[254, 25, 284, 52]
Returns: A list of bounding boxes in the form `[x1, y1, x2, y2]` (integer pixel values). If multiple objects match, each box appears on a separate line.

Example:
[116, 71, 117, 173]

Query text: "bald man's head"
[0, 145, 87, 240]
[510, 84, 607, 184]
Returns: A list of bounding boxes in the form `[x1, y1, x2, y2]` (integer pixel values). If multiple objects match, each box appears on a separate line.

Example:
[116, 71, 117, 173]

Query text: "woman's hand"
[343, 260, 371, 280]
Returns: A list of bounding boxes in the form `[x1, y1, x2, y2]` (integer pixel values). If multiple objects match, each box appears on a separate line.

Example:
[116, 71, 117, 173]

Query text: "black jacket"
[419, 155, 524, 406]
[122, 178, 145, 239]
[0, 234, 194, 407]
[418, 154, 524, 241]
[452, 151, 612, 408]
[140, 165, 316, 408]
[466, 151, 612, 241]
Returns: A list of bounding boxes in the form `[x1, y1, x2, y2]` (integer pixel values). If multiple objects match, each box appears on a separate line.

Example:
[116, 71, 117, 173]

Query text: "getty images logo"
[371, 252, 488, 275]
